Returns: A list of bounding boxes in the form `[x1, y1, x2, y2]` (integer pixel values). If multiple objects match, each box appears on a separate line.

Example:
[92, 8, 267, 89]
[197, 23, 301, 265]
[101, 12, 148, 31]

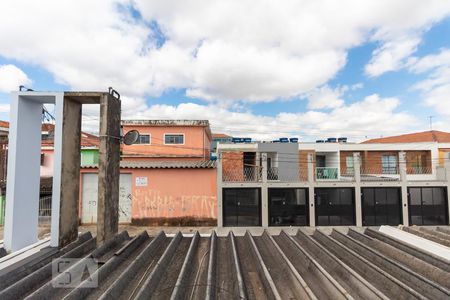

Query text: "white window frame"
[135, 133, 151, 145]
[381, 155, 397, 174]
[164, 133, 185, 145]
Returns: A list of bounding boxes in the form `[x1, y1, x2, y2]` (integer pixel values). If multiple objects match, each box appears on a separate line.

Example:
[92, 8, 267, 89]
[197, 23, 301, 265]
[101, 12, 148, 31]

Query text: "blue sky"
[0, 1, 450, 141]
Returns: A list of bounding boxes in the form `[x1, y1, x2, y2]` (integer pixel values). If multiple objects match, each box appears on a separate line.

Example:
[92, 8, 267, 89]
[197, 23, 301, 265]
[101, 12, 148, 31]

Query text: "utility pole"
[428, 116, 434, 130]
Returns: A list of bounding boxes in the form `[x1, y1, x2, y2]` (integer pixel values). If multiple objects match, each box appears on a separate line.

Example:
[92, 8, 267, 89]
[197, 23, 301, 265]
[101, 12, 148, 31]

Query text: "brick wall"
[340, 150, 432, 174]
[222, 151, 244, 180]
[299, 150, 315, 181]
[405, 150, 432, 174]
[340, 151, 362, 175]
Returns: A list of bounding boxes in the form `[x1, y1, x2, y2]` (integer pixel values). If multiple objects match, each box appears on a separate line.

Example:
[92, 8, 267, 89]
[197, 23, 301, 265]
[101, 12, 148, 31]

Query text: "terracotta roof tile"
[41, 132, 99, 147]
[82, 160, 216, 169]
[362, 130, 450, 144]
[212, 133, 231, 138]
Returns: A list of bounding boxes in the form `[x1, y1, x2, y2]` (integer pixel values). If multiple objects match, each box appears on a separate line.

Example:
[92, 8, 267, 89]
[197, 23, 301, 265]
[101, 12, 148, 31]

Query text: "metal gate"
[268, 188, 308, 226]
[408, 187, 448, 225]
[223, 188, 261, 226]
[315, 188, 355, 226]
[81, 173, 132, 224]
[362, 187, 402, 226]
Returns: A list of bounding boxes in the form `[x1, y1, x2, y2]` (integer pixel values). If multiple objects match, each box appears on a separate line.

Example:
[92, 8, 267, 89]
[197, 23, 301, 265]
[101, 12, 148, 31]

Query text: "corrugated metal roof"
[0, 227, 449, 299]
[82, 160, 216, 169]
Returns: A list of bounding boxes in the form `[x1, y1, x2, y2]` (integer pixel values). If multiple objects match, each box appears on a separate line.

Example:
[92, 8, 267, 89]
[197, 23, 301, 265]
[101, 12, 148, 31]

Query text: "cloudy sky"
[0, 0, 450, 141]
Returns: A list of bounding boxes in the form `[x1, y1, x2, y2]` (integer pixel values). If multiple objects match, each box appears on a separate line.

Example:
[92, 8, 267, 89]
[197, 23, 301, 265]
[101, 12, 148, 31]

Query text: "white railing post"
[445, 155, 450, 225]
[307, 153, 315, 183]
[217, 152, 223, 227]
[399, 151, 407, 182]
[261, 152, 268, 227]
[353, 152, 362, 226]
[399, 151, 409, 226]
[307, 153, 315, 227]
[261, 152, 268, 183]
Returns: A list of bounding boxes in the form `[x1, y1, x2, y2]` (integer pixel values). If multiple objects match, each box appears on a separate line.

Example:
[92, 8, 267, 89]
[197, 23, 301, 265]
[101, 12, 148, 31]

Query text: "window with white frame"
[381, 155, 397, 174]
[164, 134, 184, 144]
[135, 134, 151, 144]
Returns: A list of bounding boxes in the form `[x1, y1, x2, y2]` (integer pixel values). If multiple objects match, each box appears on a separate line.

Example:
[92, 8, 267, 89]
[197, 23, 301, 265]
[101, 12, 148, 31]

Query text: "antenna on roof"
[428, 116, 434, 130]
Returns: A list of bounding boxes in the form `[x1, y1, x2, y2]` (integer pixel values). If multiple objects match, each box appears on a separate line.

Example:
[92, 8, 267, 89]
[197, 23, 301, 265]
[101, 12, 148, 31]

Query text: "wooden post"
[97, 93, 121, 245]
[58, 98, 82, 247]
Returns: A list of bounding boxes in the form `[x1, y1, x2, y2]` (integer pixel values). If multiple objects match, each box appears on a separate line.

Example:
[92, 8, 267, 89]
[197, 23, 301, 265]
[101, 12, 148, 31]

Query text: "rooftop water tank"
[327, 137, 337, 143]
[279, 137, 289, 143]
[243, 138, 252, 143]
[289, 138, 299, 143]
[232, 137, 243, 143]
[338, 137, 348, 143]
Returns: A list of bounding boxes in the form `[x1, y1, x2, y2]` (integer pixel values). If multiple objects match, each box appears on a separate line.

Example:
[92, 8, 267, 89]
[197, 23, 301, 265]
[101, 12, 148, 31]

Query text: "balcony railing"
[360, 166, 400, 181]
[316, 167, 338, 180]
[406, 166, 432, 174]
[268, 166, 305, 182]
[223, 165, 262, 182]
[221, 161, 445, 183]
[267, 167, 279, 180]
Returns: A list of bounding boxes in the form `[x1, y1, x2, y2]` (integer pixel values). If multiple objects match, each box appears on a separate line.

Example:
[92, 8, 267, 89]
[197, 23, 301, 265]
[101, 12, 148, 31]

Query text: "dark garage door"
[315, 188, 355, 226]
[362, 187, 402, 226]
[223, 188, 261, 226]
[269, 188, 308, 226]
[409, 187, 448, 225]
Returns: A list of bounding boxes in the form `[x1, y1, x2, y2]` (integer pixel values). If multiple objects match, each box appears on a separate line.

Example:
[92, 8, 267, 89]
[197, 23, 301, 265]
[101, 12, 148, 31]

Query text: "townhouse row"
[4, 117, 449, 228]
[217, 136, 450, 228]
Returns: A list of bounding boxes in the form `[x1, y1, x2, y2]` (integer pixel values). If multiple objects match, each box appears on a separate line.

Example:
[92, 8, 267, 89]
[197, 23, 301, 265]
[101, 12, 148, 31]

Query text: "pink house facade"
[79, 120, 218, 225]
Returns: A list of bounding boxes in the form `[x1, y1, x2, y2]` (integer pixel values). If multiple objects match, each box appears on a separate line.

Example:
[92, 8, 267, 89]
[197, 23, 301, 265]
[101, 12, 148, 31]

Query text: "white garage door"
[81, 173, 132, 224]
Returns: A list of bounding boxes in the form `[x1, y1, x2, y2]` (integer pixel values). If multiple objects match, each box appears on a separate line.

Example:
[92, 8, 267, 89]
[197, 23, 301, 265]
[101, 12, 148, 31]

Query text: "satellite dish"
[123, 130, 140, 145]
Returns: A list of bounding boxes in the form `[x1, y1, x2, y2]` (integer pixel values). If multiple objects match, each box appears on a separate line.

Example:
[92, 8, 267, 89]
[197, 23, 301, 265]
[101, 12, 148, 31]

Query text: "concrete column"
[399, 151, 409, 226]
[261, 152, 268, 227]
[307, 153, 315, 227]
[217, 152, 223, 227]
[4, 95, 43, 251]
[97, 93, 121, 245]
[399, 151, 407, 181]
[353, 152, 362, 227]
[445, 158, 450, 225]
[57, 98, 82, 247]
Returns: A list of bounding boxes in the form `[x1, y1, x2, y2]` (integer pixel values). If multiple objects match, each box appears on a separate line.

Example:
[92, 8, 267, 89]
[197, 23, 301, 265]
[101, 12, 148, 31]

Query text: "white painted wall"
[4, 92, 63, 251]
[81, 173, 132, 223]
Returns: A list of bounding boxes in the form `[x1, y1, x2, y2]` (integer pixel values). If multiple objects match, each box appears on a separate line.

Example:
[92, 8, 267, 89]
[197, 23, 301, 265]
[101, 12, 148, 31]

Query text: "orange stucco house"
[79, 120, 217, 226]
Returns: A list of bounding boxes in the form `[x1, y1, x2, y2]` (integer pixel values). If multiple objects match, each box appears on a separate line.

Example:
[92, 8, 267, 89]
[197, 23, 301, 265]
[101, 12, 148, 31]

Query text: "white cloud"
[409, 49, 450, 116]
[0, 104, 10, 113]
[365, 36, 421, 77]
[118, 94, 416, 142]
[0, 64, 31, 93]
[409, 48, 450, 73]
[0, 1, 449, 103]
[306, 85, 346, 109]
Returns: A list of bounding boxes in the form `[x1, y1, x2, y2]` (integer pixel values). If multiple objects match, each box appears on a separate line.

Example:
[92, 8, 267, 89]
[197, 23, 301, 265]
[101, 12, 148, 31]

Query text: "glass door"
[223, 188, 261, 226]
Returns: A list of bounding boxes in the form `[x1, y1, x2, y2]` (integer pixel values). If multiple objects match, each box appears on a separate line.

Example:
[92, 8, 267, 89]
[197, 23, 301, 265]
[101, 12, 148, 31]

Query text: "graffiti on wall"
[134, 189, 217, 219]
